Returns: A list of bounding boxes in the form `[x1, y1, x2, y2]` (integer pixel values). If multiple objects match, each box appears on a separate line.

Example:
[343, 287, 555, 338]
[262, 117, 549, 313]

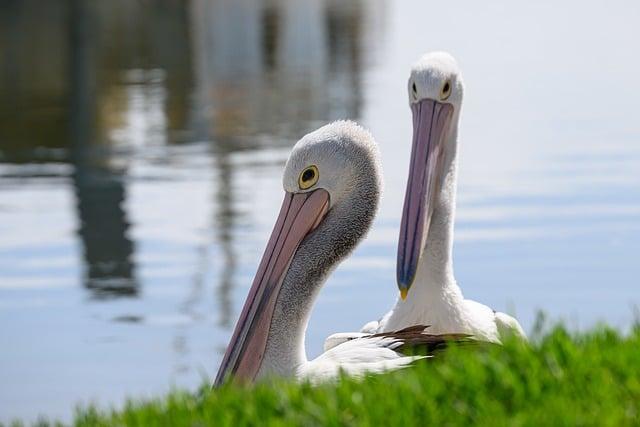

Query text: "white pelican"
[327, 53, 526, 347]
[214, 121, 457, 386]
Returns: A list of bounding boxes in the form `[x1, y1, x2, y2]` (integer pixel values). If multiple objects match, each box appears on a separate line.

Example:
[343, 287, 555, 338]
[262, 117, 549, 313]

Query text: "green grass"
[7, 324, 640, 427]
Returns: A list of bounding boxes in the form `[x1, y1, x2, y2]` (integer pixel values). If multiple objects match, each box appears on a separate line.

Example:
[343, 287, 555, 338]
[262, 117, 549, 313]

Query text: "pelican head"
[397, 51, 464, 299]
[215, 121, 381, 385]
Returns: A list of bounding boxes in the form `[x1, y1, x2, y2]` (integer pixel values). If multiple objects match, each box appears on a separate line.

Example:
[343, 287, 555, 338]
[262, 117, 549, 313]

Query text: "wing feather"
[304, 326, 469, 382]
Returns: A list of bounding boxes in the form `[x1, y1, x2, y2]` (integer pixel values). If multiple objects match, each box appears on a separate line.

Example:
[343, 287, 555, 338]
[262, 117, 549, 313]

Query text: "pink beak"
[214, 189, 330, 386]
[397, 98, 454, 298]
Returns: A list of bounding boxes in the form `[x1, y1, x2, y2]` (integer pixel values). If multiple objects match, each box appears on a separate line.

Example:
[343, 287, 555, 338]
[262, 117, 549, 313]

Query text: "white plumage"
[214, 121, 449, 386]
[299, 335, 425, 383]
[326, 52, 526, 349]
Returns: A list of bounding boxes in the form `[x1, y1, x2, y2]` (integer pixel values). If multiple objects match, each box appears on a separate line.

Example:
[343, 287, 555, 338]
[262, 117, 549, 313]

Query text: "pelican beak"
[214, 189, 330, 386]
[397, 98, 454, 298]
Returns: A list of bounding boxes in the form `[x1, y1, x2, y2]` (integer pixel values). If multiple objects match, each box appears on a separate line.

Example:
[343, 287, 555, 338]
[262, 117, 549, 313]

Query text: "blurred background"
[1, 0, 639, 422]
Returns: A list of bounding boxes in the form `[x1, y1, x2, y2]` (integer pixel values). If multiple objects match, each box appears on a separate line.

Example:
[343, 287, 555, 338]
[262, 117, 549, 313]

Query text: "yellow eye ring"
[298, 165, 319, 190]
[440, 80, 452, 101]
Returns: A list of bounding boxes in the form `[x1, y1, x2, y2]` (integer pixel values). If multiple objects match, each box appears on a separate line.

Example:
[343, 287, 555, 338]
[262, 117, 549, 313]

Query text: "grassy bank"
[8, 325, 640, 426]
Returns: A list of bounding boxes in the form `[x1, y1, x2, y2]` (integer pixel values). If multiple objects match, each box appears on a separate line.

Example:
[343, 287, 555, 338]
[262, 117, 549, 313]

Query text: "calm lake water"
[1, 0, 639, 422]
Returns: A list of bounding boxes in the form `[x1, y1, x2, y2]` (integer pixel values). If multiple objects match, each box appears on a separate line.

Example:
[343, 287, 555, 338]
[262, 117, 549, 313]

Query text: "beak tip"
[397, 268, 413, 301]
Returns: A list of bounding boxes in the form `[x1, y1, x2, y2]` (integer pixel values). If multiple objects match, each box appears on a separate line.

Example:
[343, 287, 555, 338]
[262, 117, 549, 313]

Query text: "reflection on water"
[69, 0, 137, 297]
[1, 0, 639, 423]
[0, 0, 379, 421]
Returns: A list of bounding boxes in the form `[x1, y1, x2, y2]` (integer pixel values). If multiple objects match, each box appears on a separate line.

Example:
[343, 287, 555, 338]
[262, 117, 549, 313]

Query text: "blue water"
[1, 0, 639, 422]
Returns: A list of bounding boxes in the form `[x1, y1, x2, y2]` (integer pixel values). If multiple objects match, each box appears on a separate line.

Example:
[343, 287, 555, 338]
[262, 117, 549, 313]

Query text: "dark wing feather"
[369, 325, 477, 355]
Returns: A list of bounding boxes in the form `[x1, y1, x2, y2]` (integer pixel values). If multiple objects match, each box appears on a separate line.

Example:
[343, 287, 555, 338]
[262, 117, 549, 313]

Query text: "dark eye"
[440, 81, 452, 100]
[302, 169, 315, 182]
[298, 165, 319, 189]
[412, 82, 417, 96]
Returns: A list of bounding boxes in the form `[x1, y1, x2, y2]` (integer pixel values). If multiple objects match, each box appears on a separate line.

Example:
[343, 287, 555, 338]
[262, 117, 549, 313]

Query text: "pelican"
[327, 52, 526, 347]
[214, 121, 456, 386]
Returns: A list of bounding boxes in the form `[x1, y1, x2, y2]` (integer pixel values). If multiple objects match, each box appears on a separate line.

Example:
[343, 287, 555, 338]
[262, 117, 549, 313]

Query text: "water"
[1, 0, 639, 422]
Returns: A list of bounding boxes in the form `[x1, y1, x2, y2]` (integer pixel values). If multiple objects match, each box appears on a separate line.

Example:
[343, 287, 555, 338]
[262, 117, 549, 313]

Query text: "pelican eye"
[440, 80, 452, 101]
[412, 82, 418, 98]
[298, 165, 319, 190]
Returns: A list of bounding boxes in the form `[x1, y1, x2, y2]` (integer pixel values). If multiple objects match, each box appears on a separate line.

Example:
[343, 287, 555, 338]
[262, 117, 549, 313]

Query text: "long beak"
[214, 189, 330, 386]
[397, 98, 454, 298]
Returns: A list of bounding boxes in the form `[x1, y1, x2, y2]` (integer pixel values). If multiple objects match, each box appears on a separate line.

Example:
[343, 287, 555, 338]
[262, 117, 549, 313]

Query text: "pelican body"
[341, 52, 525, 344]
[382, 52, 525, 342]
[214, 121, 452, 386]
